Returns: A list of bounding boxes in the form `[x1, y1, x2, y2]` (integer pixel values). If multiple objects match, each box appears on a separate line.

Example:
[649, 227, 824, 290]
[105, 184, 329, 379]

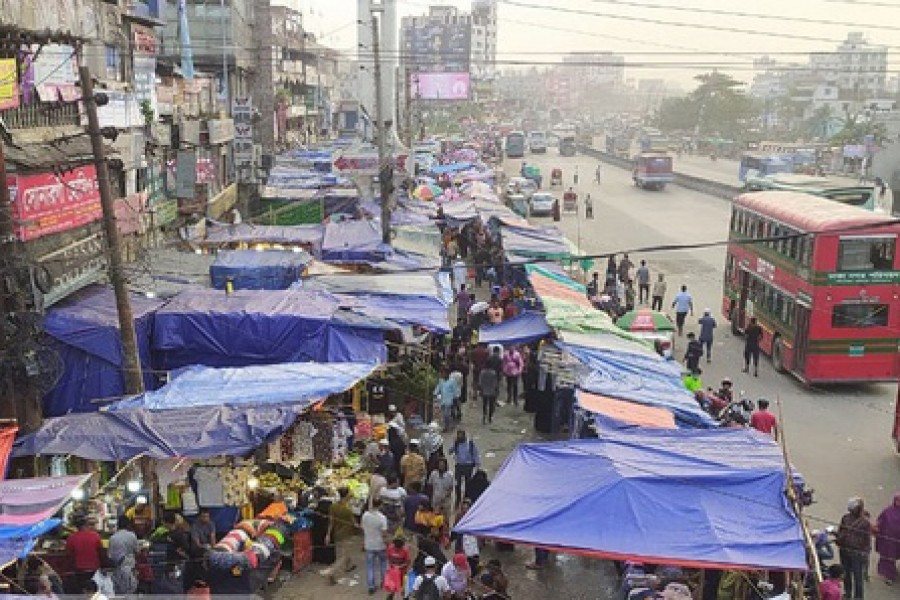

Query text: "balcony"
[2, 100, 81, 130]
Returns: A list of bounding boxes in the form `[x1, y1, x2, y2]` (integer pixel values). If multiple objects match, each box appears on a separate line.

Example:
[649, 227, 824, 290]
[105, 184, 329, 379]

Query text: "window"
[837, 237, 896, 271]
[832, 303, 889, 328]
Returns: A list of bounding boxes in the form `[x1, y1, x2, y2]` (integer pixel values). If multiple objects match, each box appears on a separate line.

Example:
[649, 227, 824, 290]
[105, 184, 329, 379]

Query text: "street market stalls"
[13, 361, 379, 594]
[454, 427, 807, 574]
[209, 249, 313, 291]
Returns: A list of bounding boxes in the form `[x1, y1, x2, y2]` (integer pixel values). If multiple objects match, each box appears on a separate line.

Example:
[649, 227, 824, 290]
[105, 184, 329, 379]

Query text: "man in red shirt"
[66, 515, 104, 591]
[750, 399, 779, 440]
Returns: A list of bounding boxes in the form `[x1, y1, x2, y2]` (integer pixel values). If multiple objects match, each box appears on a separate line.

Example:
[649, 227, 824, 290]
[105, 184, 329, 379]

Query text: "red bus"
[723, 191, 900, 384]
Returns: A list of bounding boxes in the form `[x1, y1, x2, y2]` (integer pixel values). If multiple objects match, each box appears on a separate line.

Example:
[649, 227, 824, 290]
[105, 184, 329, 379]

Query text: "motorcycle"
[717, 391, 753, 426]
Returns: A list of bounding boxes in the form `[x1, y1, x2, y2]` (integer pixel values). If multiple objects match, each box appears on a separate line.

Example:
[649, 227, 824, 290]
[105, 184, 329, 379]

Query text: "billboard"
[411, 72, 471, 101]
[403, 22, 471, 73]
[8, 166, 102, 242]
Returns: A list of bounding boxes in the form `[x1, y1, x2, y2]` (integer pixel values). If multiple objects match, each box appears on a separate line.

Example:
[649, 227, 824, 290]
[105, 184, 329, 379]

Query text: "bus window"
[799, 236, 813, 267]
[832, 303, 890, 328]
[837, 237, 896, 271]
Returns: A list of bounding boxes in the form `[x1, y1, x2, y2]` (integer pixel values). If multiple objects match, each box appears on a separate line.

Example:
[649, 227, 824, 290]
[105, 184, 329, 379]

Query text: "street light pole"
[371, 12, 391, 244]
[79, 66, 145, 395]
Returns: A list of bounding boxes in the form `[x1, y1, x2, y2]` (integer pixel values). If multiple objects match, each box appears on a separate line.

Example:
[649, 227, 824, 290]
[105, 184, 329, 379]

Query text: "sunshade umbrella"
[413, 183, 441, 201]
[616, 308, 675, 332]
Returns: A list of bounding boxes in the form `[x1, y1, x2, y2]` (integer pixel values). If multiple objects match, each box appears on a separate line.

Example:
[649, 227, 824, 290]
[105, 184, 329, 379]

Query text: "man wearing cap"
[412, 556, 451, 599]
[441, 553, 470, 597]
[698, 308, 717, 364]
[400, 441, 427, 490]
[376, 439, 395, 476]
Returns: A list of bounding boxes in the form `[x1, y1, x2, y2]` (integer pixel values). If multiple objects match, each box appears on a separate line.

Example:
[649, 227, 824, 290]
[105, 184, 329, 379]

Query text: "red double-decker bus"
[723, 191, 900, 384]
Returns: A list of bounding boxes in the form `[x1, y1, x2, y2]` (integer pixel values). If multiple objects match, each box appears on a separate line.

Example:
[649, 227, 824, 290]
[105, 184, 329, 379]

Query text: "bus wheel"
[772, 335, 786, 373]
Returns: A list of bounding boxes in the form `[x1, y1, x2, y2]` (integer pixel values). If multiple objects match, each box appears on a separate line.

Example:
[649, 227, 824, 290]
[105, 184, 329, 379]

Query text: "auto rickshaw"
[550, 168, 563, 188]
[562, 188, 578, 212]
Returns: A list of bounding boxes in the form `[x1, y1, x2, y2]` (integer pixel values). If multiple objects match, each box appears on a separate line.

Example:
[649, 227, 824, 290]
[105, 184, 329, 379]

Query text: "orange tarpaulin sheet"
[0, 426, 17, 480]
[529, 271, 593, 308]
[578, 392, 676, 429]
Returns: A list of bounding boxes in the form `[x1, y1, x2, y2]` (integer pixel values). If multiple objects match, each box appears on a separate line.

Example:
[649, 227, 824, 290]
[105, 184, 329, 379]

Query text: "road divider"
[578, 146, 742, 201]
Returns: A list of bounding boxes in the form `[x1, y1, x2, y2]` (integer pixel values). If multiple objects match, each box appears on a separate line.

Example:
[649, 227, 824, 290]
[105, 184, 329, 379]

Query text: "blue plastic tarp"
[13, 404, 308, 460]
[454, 429, 806, 570]
[501, 224, 571, 258]
[321, 220, 390, 262]
[209, 250, 312, 290]
[479, 312, 551, 345]
[152, 289, 341, 369]
[306, 273, 447, 301]
[558, 341, 716, 428]
[203, 223, 324, 247]
[336, 294, 450, 333]
[430, 162, 473, 174]
[42, 286, 163, 416]
[108, 362, 377, 411]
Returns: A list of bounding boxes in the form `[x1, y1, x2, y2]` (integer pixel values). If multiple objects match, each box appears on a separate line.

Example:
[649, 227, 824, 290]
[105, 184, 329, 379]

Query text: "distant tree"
[654, 72, 758, 140]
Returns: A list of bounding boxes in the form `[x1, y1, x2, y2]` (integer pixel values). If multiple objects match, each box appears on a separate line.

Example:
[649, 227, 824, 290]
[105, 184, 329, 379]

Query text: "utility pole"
[405, 68, 413, 147]
[79, 66, 145, 395]
[371, 12, 391, 244]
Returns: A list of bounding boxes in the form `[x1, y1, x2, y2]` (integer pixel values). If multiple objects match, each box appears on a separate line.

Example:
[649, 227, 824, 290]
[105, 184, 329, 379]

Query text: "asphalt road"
[518, 149, 899, 594]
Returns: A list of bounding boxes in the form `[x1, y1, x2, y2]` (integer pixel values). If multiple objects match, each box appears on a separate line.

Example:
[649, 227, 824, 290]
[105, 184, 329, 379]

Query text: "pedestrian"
[384, 537, 411, 600]
[618, 253, 633, 283]
[502, 345, 524, 407]
[837, 497, 872, 600]
[586, 272, 601, 301]
[485, 345, 502, 377]
[636, 260, 650, 304]
[684, 332, 703, 373]
[427, 457, 455, 526]
[750, 399, 778, 440]
[379, 475, 408, 536]
[606, 255, 617, 285]
[441, 553, 471, 598]
[671, 284, 694, 336]
[683, 368, 703, 393]
[412, 556, 451, 600]
[478, 358, 500, 424]
[108, 516, 139, 596]
[361, 499, 389, 595]
[449, 430, 480, 506]
[465, 470, 490, 505]
[624, 279, 636, 311]
[402, 481, 430, 534]
[65, 515, 104, 593]
[433, 368, 457, 433]
[455, 284, 472, 323]
[651, 272, 667, 312]
[486, 300, 503, 324]
[324, 487, 358, 582]
[470, 343, 489, 401]
[698, 308, 717, 363]
[585, 193, 594, 219]
[400, 440, 428, 490]
[595, 163, 602, 184]
[743, 317, 763, 376]
[821, 564, 845, 600]
[875, 493, 900, 584]
[375, 440, 395, 478]
[449, 367, 464, 422]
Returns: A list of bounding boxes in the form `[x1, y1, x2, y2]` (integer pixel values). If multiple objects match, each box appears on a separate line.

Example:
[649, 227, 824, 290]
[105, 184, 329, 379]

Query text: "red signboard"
[9, 166, 102, 241]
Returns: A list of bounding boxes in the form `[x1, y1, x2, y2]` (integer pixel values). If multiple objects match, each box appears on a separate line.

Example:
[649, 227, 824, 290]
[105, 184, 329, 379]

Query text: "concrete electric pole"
[371, 13, 392, 244]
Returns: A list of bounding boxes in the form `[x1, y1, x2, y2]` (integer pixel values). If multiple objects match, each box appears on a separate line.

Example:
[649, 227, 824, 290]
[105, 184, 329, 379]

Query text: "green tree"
[655, 72, 758, 140]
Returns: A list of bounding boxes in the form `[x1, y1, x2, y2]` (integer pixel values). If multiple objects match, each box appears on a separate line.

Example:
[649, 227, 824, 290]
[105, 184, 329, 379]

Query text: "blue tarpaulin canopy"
[501, 224, 571, 258]
[203, 223, 324, 247]
[321, 220, 390, 262]
[42, 286, 163, 416]
[108, 362, 376, 411]
[13, 405, 307, 460]
[479, 312, 552, 345]
[430, 162, 473, 175]
[152, 289, 378, 369]
[454, 429, 806, 571]
[559, 341, 716, 428]
[336, 294, 450, 333]
[209, 249, 312, 290]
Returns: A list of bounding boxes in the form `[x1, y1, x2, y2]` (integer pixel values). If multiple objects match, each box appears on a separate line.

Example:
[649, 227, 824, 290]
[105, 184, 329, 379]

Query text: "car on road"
[528, 131, 548, 153]
[529, 192, 557, 217]
[506, 176, 537, 200]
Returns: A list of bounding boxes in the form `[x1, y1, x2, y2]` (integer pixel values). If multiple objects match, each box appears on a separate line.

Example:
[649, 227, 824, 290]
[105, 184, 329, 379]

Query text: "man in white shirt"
[412, 556, 451, 598]
[361, 499, 389, 594]
[427, 458, 455, 524]
[671, 284, 694, 336]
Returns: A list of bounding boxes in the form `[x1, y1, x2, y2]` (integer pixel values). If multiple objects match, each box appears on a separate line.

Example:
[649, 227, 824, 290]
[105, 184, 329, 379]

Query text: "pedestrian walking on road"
[502, 346, 524, 406]
[449, 431, 480, 507]
[743, 317, 763, 376]
[585, 193, 594, 219]
[750, 399, 778, 440]
[651, 273, 667, 311]
[684, 333, 703, 373]
[595, 163, 602, 184]
[606, 255, 617, 286]
[455, 284, 472, 323]
[698, 308, 717, 363]
[875, 493, 900, 585]
[361, 499, 389, 594]
[671, 285, 694, 336]
[624, 280, 636, 312]
[618, 253, 634, 283]
[837, 497, 872, 600]
[478, 362, 500, 424]
[636, 260, 650, 304]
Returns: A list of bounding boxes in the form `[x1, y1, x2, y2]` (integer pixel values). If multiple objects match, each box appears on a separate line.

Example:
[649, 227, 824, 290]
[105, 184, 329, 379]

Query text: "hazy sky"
[283, 0, 900, 89]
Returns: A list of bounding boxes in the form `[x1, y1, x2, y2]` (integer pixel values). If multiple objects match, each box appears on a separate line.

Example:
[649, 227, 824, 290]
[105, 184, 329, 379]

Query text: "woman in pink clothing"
[502, 346, 524, 407]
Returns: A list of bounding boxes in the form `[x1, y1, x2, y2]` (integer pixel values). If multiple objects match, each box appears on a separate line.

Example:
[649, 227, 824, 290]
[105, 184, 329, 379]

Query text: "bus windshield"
[506, 132, 526, 158]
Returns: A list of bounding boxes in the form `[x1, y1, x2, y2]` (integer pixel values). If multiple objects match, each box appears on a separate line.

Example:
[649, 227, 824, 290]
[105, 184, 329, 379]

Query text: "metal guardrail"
[578, 145, 742, 201]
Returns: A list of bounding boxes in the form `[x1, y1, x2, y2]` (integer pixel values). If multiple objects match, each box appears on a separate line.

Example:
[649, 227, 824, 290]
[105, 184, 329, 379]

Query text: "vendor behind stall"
[65, 515, 105, 593]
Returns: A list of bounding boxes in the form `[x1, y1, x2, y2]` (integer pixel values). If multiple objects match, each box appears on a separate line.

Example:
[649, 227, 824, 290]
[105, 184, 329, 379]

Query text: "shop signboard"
[9, 166, 102, 241]
[233, 97, 254, 174]
[95, 91, 141, 128]
[32, 44, 79, 101]
[133, 55, 157, 118]
[35, 232, 108, 308]
[153, 199, 179, 226]
[132, 24, 158, 55]
[114, 192, 148, 235]
[181, 120, 201, 146]
[207, 118, 234, 145]
[411, 72, 470, 101]
[176, 150, 197, 199]
[332, 150, 410, 175]
[0, 58, 19, 110]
